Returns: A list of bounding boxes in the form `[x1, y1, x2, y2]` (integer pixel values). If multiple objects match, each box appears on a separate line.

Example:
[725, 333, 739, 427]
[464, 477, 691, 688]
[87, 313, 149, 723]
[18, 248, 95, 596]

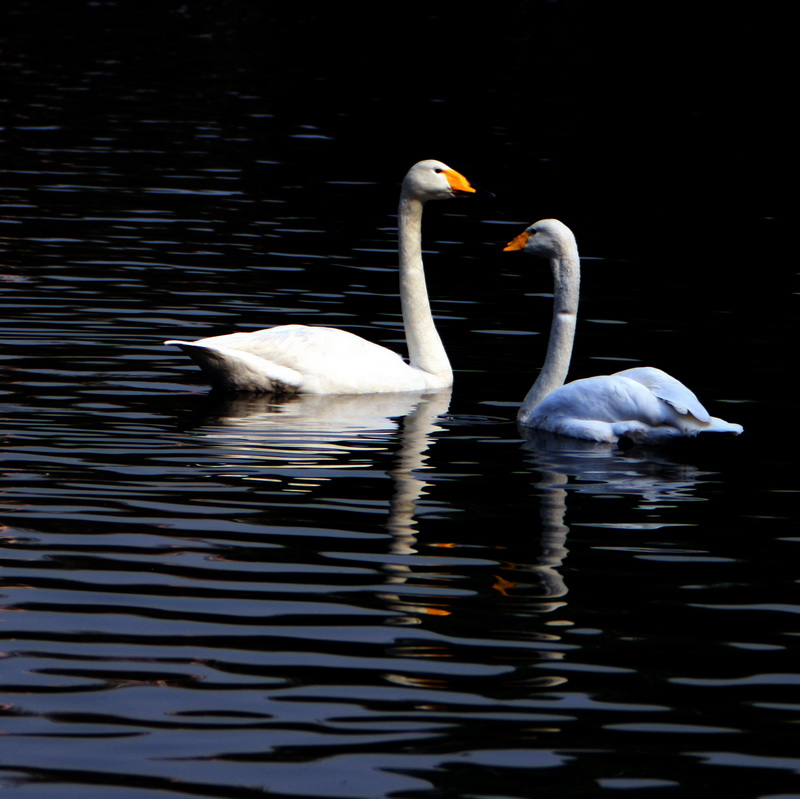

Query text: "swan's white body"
[166, 160, 475, 394]
[505, 219, 743, 444]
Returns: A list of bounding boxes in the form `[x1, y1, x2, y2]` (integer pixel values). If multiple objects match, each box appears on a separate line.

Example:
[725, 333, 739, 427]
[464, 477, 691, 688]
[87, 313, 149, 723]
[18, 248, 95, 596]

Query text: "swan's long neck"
[518, 239, 580, 422]
[397, 193, 452, 381]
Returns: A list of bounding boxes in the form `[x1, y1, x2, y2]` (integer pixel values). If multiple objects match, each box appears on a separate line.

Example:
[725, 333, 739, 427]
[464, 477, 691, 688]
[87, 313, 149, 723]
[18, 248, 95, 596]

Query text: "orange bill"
[444, 169, 476, 195]
[503, 230, 530, 251]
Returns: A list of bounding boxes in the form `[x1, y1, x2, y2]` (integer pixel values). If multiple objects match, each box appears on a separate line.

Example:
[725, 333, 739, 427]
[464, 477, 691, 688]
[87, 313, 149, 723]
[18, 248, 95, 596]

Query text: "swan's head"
[504, 219, 577, 258]
[402, 159, 476, 202]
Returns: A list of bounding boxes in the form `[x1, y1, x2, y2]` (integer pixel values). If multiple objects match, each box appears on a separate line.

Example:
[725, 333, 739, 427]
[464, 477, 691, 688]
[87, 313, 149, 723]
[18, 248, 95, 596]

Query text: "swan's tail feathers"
[701, 417, 744, 436]
[165, 340, 303, 394]
[621, 416, 743, 444]
[669, 412, 744, 438]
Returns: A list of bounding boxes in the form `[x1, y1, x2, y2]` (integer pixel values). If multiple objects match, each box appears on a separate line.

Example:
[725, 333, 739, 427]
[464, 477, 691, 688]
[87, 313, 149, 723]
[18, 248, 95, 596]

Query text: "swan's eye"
[434, 168, 443, 173]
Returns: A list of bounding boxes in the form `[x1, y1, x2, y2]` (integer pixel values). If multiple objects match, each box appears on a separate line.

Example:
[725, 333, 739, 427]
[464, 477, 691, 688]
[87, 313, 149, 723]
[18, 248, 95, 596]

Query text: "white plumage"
[504, 219, 743, 443]
[166, 159, 475, 394]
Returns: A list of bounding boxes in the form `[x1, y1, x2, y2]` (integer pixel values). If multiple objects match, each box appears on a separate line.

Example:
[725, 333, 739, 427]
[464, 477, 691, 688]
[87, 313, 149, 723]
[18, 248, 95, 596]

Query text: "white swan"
[166, 159, 475, 394]
[504, 219, 743, 443]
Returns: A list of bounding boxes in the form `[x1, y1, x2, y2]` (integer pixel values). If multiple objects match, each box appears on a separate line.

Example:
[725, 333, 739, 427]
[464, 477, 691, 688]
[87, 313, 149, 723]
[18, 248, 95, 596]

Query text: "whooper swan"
[504, 219, 743, 443]
[166, 159, 475, 394]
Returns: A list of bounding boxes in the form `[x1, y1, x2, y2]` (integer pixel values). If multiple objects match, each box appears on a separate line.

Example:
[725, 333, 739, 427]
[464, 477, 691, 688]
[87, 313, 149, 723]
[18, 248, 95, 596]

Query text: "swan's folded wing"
[614, 366, 711, 422]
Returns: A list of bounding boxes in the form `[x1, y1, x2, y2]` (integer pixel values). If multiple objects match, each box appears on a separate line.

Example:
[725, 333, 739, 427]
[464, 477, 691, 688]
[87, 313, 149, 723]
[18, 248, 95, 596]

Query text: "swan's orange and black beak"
[444, 169, 477, 197]
[503, 230, 530, 251]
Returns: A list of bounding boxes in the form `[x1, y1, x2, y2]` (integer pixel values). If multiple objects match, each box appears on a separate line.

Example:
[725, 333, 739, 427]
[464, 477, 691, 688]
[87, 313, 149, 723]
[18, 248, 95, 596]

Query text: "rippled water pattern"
[1, 5, 796, 798]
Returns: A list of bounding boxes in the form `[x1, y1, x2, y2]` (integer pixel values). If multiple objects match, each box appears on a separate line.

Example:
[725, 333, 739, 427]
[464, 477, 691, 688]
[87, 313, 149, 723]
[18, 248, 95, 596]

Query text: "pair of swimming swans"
[167, 160, 742, 444]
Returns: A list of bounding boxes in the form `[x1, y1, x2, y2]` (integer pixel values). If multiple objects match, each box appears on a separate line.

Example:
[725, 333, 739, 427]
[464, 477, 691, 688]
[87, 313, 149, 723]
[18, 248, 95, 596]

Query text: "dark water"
[1, 4, 797, 798]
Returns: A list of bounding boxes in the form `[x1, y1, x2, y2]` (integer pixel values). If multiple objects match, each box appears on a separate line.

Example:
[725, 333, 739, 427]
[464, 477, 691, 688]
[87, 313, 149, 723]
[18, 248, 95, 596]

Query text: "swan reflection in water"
[515, 429, 713, 602]
[177, 388, 453, 616]
[195, 390, 449, 440]
[171, 390, 718, 623]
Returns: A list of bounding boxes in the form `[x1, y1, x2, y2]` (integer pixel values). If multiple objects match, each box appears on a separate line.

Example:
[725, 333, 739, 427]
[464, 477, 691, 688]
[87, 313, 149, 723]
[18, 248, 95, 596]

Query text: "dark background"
[4, 1, 789, 238]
